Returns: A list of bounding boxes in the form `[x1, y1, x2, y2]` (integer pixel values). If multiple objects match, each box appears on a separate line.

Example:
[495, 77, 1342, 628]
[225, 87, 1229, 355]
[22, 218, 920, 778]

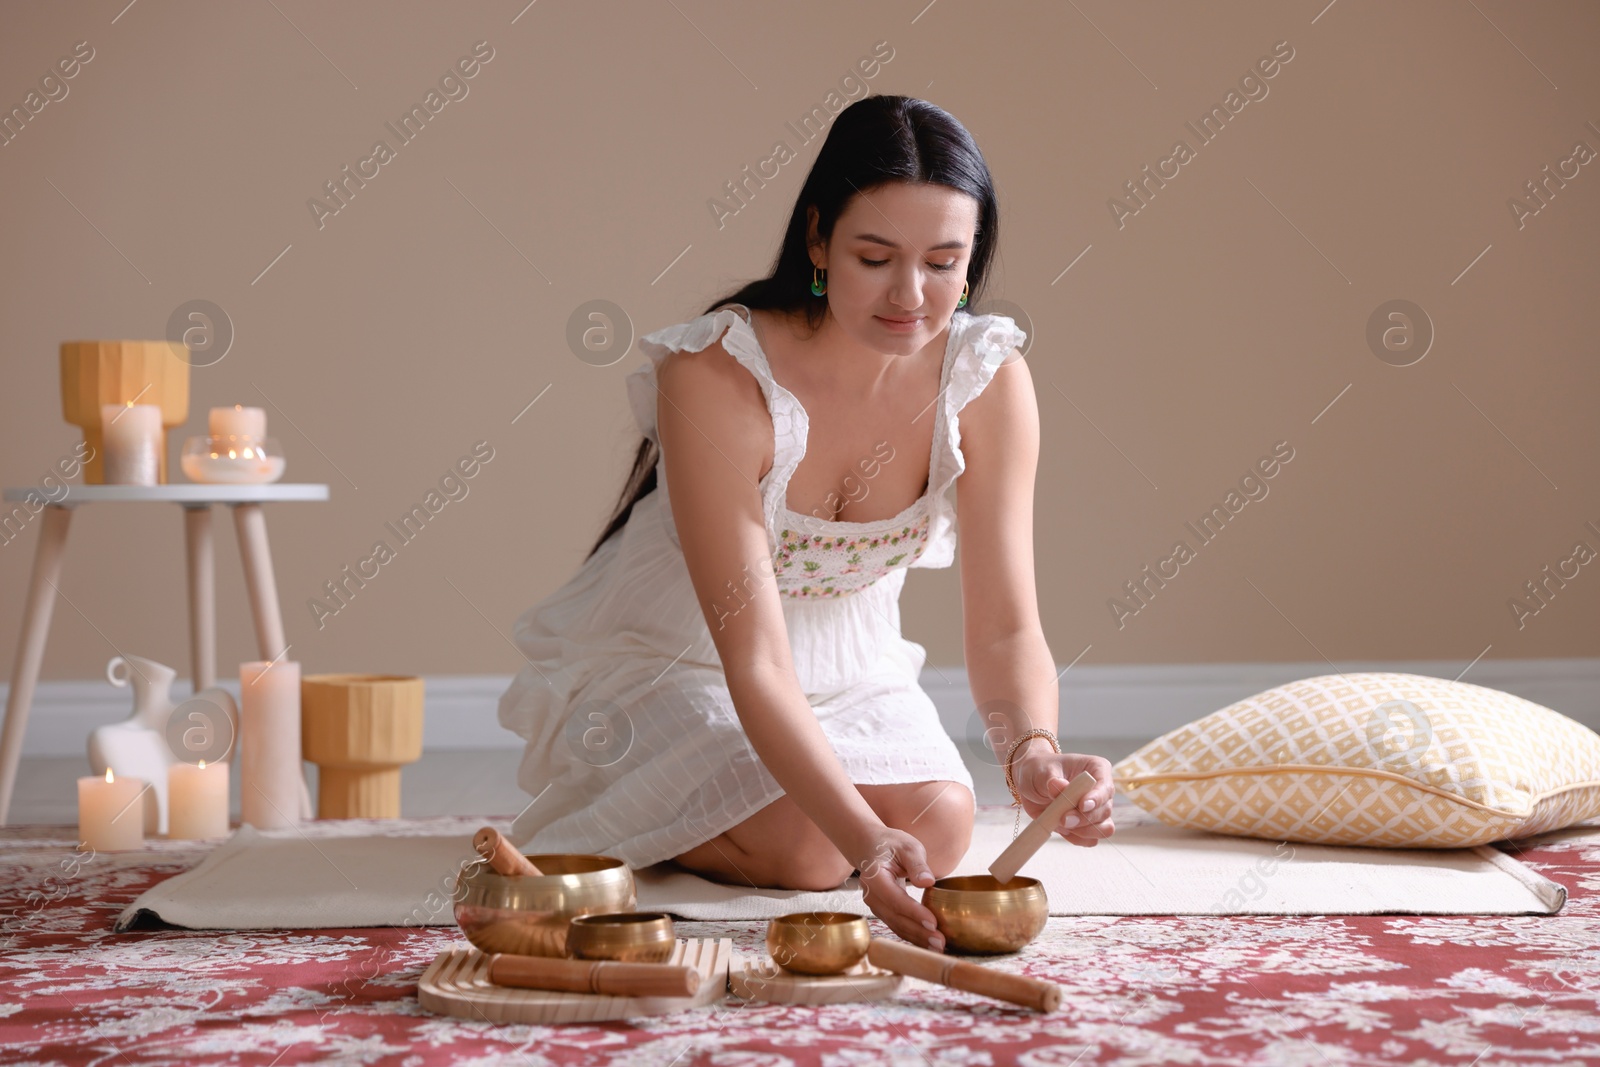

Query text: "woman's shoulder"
[627, 304, 775, 446]
[639, 303, 747, 351]
[953, 309, 1028, 370]
[938, 309, 1028, 416]
[637, 304, 769, 386]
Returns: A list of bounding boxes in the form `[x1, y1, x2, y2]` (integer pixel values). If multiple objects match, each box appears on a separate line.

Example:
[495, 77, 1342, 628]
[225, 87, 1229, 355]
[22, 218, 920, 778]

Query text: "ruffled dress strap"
[626, 303, 805, 557]
[909, 311, 1029, 570]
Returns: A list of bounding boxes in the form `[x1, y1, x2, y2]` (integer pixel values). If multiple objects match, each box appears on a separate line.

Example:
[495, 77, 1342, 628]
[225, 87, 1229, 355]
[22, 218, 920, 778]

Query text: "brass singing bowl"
[453, 853, 636, 958]
[766, 911, 871, 976]
[921, 874, 1048, 954]
[565, 911, 676, 963]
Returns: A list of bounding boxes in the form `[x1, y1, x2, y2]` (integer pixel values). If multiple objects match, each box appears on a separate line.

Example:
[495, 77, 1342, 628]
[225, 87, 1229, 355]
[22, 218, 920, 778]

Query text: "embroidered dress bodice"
[626, 303, 1027, 600]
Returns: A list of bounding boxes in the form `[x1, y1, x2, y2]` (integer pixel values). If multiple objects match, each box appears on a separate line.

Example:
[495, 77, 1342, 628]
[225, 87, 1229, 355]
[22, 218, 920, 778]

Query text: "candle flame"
[198, 759, 207, 769]
[105, 768, 114, 783]
[125, 400, 134, 408]
[228, 449, 237, 459]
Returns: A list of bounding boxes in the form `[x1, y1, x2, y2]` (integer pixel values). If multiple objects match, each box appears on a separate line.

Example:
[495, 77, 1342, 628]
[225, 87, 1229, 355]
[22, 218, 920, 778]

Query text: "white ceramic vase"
[88, 654, 239, 835]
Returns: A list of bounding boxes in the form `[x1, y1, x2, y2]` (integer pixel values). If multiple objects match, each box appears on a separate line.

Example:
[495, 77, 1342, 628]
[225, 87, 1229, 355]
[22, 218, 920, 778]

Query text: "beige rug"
[114, 801, 1566, 930]
[636, 803, 1567, 919]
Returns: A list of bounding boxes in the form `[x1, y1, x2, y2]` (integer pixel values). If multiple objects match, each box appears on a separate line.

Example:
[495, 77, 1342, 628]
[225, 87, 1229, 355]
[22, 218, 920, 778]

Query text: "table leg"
[232, 503, 286, 661]
[0, 505, 73, 825]
[230, 503, 312, 819]
[182, 504, 216, 694]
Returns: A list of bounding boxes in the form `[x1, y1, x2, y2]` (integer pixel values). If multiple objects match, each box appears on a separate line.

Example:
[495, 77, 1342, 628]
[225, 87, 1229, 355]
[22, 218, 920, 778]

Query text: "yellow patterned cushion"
[1112, 672, 1600, 848]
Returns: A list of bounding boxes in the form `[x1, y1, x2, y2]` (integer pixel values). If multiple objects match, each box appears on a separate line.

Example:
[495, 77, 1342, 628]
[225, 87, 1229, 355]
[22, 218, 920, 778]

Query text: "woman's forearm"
[725, 662, 884, 865]
[966, 628, 1061, 766]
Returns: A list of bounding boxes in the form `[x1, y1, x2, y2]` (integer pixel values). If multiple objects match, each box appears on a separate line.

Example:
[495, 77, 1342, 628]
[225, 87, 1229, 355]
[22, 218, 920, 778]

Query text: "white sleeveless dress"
[496, 303, 1028, 867]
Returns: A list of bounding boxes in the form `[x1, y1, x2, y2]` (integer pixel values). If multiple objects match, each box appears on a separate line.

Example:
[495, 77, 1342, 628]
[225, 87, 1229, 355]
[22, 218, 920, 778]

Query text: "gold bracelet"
[1003, 728, 1061, 807]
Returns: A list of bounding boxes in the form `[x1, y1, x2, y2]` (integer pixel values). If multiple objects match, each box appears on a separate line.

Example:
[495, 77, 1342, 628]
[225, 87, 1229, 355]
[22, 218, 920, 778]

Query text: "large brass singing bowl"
[453, 854, 636, 958]
[922, 874, 1048, 954]
[766, 911, 871, 976]
[566, 911, 676, 963]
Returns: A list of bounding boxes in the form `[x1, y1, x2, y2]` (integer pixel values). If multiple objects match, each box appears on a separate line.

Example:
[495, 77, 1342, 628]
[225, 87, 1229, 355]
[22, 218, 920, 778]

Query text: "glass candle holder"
[181, 434, 286, 484]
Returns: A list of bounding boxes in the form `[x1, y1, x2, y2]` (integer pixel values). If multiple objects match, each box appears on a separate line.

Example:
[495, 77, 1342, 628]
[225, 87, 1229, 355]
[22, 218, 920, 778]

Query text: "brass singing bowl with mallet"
[454, 853, 636, 958]
[920, 874, 1048, 954]
[766, 911, 871, 976]
[566, 911, 677, 963]
[920, 769, 1099, 954]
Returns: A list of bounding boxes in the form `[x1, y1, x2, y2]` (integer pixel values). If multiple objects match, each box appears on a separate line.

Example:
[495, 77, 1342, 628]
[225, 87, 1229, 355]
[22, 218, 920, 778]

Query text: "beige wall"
[2, 1, 1596, 690]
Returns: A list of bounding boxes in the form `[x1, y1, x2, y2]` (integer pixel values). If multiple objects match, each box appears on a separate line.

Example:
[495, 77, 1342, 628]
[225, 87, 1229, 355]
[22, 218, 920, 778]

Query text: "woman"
[498, 96, 1115, 952]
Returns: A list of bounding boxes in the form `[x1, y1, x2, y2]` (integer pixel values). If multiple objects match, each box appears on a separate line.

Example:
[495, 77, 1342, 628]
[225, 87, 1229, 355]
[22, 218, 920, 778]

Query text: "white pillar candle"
[240, 659, 303, 830]
[101, 403, 162, 485]
[209, 405, 267, 439]
[78, 768, 146, 850]
[168, 759, 230, 839]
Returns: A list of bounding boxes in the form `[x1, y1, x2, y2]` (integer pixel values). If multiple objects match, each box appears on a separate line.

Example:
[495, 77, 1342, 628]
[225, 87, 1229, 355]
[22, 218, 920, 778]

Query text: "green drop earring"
[957, 281, 969, 309]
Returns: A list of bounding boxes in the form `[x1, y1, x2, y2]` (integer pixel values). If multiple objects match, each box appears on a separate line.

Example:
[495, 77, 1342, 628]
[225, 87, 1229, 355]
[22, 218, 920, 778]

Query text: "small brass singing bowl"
[566, 911, 676, 963]
[453, 854, 636, 958]
[766, 911, 871, 976]
[922, 874, 1048, 955]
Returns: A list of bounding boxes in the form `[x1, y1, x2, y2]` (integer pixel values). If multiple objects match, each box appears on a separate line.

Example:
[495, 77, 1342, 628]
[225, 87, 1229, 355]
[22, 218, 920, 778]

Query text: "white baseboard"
[6, 658, 1596, 760]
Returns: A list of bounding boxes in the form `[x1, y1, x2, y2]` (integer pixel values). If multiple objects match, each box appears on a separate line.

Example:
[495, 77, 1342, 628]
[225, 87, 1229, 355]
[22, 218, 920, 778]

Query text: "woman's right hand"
[848, 825, 946, 952]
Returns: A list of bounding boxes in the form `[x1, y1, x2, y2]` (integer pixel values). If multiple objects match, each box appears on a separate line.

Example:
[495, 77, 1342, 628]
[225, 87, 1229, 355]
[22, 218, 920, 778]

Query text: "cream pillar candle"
[209, 405, 266, 439]
[240, 659, 303, 830]
[100, 403, 162, 485]
[168, 759, 230, 839]
[78, 768, 146, 850]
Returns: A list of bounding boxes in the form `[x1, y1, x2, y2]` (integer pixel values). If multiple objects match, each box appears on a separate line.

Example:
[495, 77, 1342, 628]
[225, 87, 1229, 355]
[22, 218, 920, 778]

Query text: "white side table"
[0, 483, 330, 824]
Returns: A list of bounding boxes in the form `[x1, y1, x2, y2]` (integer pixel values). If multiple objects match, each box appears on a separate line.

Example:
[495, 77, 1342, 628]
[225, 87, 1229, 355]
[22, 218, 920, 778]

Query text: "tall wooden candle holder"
[60, 340, 190, 484]
[301, 674, 424, 819]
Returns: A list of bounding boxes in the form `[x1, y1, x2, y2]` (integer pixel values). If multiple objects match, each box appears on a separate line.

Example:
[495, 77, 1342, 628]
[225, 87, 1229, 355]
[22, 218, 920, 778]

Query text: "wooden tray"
[729, 955, 904, 1004]
[417, 938, 733, 1024]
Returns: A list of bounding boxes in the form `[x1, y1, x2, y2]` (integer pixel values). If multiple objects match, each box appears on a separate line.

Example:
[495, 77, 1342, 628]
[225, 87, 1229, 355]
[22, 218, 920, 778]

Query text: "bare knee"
[921, 784, 975, 877]
[770, 839, 856, 891]
[678, 797, 853, 891]
[867, 781, 974, 879]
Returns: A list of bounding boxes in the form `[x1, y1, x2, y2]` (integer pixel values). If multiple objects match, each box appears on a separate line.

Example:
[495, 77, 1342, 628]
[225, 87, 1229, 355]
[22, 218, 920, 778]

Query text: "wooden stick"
[488, 952, 702, 998]
[867, 938, 1060, 1013]
[474, 826, 544, 877]
[987, 770, 1099, 884]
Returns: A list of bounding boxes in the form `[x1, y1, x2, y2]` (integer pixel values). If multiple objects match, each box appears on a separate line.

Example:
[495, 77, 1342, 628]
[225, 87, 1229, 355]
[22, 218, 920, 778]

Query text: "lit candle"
[78, 768, 147, 850]
[168, 759, 230, 839]
[180, 439, 285, 484]
[209, 405, 266, 439]
[240, 659, 303, 830]
[100, 403, 162, 485]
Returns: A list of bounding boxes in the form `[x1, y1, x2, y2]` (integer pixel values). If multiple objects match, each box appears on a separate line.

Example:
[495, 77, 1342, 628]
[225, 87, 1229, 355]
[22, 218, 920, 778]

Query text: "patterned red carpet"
[2, 803, 1597, 1066]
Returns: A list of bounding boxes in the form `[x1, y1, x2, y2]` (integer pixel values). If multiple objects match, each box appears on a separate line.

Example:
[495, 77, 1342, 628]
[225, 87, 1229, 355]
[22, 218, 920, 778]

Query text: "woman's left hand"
[1010, 751, 1116, 846]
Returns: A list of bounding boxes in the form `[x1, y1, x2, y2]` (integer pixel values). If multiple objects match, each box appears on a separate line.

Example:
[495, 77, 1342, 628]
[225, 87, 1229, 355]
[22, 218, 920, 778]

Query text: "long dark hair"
[586, 94, 1002, 560]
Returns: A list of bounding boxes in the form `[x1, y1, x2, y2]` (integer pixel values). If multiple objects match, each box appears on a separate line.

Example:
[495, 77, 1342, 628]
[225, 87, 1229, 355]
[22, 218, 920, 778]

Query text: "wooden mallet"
[987, 770, 1099, 884]
[474, 825, 544, 877]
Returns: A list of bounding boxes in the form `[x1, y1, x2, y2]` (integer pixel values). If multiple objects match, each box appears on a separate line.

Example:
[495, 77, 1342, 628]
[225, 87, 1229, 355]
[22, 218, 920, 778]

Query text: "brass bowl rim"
[769, 910, 870, 928]
[458, 854, 630, 885]
[926, 874, 1044, 894]
[569, 911, 673, 927]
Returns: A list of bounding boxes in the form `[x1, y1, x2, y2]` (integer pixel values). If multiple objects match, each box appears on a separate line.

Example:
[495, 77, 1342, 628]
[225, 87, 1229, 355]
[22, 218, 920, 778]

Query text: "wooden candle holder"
[301, 673, 424, 819]
[60, 340, 190, 484]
